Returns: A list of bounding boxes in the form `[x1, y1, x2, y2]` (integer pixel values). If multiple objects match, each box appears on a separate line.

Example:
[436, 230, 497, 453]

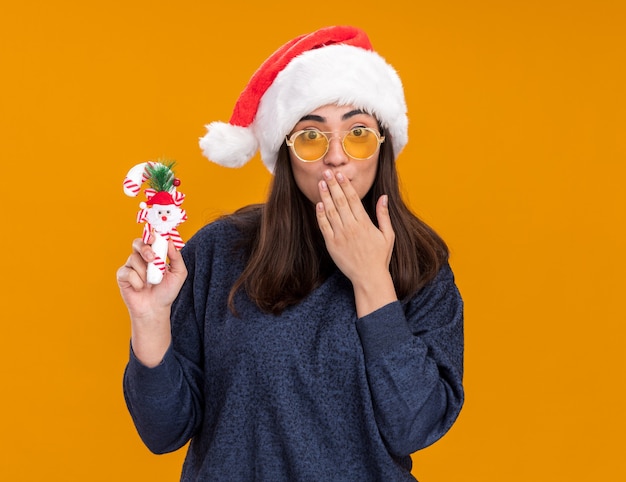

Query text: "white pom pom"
[199, 122, 258, 168]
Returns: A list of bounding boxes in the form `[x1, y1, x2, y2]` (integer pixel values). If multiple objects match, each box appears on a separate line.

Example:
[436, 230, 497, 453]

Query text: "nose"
[323, 136, 348, 166]
[161, 215, 168, 221]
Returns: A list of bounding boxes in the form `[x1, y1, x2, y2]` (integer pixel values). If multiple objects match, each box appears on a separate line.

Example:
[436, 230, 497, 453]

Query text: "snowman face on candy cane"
[145, 203, 186, 234]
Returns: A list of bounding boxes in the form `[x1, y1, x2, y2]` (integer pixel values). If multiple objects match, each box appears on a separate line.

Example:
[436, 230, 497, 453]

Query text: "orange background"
[1, 1, 624, 480]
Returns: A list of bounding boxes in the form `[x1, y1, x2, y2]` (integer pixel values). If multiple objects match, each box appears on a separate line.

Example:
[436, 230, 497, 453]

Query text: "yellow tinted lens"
[293, 130, 328, 161]
[343, 128, 379, 159]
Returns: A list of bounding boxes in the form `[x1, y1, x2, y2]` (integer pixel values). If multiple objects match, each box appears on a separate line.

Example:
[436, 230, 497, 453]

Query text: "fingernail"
[336, 172, 345, 182]
[382, 195, 388, 207]
[320, 180, 328, 191]
[323, 169, 333, 180]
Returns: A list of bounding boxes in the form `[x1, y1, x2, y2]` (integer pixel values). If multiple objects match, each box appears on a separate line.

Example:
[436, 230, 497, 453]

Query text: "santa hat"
[146, 190, 175, 206]
[199, 25, 408, 173]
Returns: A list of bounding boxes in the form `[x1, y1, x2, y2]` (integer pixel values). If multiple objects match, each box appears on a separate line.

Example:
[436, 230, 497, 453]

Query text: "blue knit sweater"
[123, 218, 464, 481]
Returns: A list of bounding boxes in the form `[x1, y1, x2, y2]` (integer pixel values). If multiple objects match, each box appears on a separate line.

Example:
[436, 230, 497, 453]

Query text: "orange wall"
[2, 1, 624, 480]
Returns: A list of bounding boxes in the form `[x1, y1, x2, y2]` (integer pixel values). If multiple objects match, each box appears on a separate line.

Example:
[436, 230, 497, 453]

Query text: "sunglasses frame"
[285, 127, 385, 163]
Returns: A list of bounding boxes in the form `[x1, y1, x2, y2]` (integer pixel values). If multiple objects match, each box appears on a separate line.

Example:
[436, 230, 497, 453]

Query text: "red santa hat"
[146, 190, 175, 206]
[199, 25, 408, 173]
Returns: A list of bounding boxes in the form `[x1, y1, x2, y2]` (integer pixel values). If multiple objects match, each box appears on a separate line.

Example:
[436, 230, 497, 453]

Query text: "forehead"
[297, 104, 377, 124]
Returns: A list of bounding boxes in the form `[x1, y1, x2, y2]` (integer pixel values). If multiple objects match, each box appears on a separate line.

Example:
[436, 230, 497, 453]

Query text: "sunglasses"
[286, 127, 385, 163]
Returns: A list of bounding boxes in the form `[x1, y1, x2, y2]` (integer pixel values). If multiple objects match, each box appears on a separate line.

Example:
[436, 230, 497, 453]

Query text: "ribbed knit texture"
[123, 218, 464, 481]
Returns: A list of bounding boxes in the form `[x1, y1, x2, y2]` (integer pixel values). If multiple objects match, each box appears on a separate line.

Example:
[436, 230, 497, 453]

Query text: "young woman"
[118, 25, 464, 481]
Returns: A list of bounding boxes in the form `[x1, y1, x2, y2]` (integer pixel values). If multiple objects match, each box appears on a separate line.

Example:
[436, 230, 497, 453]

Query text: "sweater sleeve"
[122, 231, 207, 455]
[355, 263, 464, 456]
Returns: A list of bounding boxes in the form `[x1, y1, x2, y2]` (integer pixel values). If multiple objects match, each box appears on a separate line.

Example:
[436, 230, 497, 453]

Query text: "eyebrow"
[298, 109, 368, 123]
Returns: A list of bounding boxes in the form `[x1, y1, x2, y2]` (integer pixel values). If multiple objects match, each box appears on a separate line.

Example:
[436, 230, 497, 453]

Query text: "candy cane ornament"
[123, 160, 187, 285]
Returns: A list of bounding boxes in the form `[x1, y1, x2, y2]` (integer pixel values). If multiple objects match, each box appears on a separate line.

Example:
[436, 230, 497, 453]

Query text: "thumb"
[376, 195, 394, 239]
[166, 241, 187, 275]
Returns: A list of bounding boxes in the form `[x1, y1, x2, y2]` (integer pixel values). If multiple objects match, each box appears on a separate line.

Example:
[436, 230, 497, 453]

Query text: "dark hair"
[225, 135, 448, 315]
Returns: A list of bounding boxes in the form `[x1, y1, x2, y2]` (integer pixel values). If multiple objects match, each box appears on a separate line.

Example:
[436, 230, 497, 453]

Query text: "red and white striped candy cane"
[142, 223, 168, 285]
[122, 162, 150, 197]
[123, 160, 185, 285]
[167, 226, 186, 250]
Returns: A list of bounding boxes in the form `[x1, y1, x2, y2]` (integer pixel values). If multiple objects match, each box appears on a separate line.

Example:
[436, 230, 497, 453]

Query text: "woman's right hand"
[116, 237, 188, 367]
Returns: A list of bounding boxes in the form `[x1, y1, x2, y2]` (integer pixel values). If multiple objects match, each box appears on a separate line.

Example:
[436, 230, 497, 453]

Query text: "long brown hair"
[226, 136, 448, 315]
